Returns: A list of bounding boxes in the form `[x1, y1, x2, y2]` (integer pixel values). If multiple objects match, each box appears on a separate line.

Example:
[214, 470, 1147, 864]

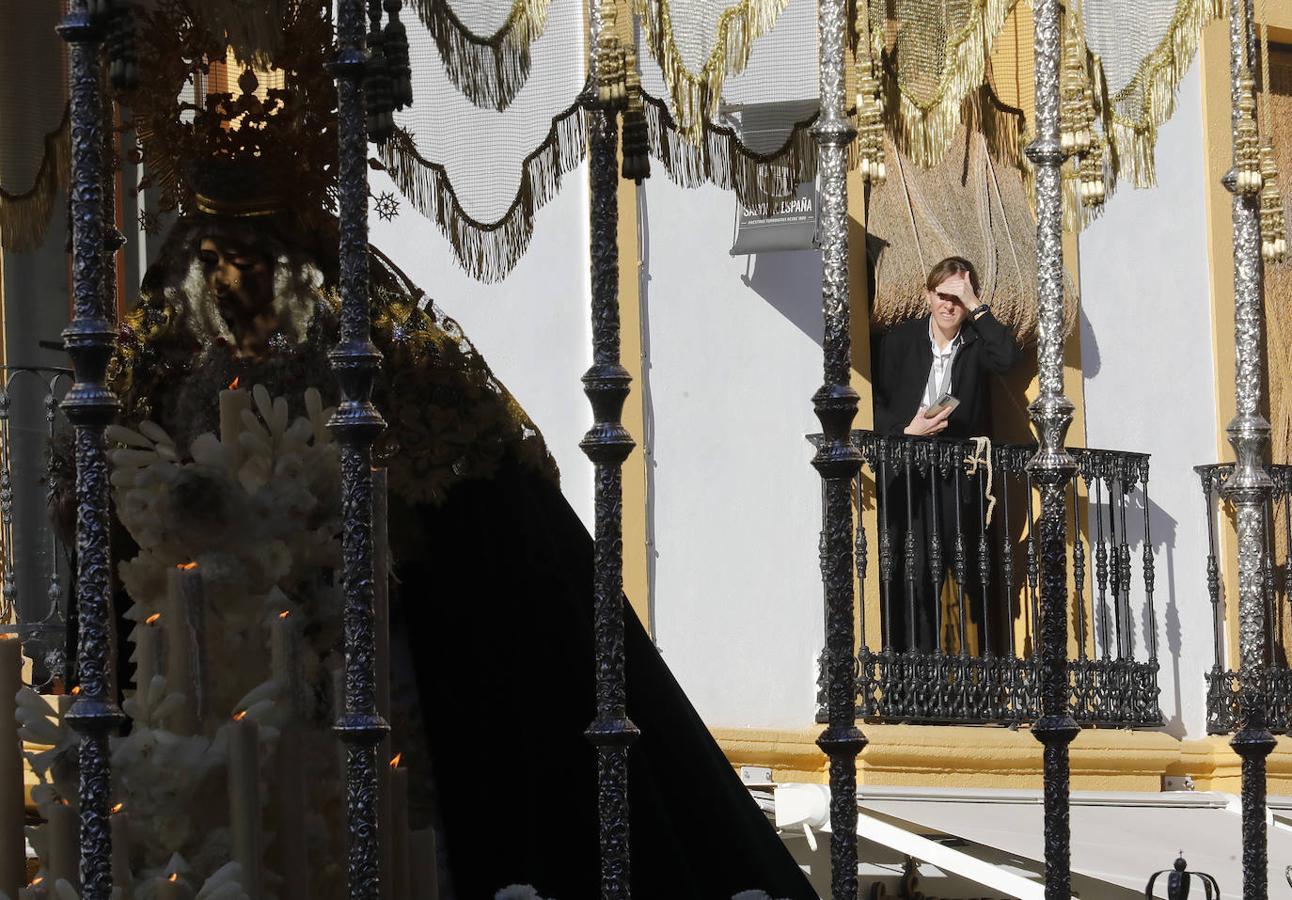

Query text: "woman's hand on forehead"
[935, 272, 974, 302]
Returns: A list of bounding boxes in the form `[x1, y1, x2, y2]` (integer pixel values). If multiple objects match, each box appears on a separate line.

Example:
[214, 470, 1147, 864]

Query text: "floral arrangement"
[15, 385, 348, 900]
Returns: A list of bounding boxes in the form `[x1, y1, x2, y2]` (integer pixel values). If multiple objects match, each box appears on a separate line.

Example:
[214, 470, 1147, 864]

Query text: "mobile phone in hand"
[923, 393, 960, 418]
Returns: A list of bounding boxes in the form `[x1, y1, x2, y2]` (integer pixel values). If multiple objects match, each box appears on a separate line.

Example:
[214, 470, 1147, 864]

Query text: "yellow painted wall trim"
[1176, 735, 1292, 795]
[714, 725, 1292, 797]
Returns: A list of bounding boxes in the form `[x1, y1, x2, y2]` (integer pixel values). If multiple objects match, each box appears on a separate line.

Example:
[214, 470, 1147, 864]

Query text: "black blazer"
[872, 311, 1021, 439]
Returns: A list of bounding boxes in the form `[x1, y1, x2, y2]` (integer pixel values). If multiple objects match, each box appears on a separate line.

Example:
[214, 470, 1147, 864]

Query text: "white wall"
[640, 177, 826, 729]
[368, 167, 594, 527]
[1078, 62, 1217, 740]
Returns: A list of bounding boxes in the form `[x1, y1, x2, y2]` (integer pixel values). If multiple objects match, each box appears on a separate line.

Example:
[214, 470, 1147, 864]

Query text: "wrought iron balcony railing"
[1197, 463, 1292, 734]
[812, 430, 1163, 727]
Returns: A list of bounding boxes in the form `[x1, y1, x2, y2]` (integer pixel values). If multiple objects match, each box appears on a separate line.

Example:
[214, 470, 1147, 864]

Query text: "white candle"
[227, 716, 262, 900]
[164, 567, 201, 733]
[270, 612, 301, 723]
[110, 806, 131, 891]
[219, 385, 251, 469]
[390, 765, 411, 900]
[45, 801, 78, 891]
[0, 636, 24, 900]
[373, 471, 394, 895]
[133, 615, 161, 693]
[408, 829, 439, 900]
[272, 727, 308, 900]
[154, 873, 185, 900]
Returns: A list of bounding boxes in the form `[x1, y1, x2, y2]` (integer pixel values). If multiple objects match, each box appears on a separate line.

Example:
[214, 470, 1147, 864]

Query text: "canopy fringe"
[379, 100, 586, 282]
[409, 0, 554, 111]
[876, 0, 1018, 170]
[642, 92, 812, 212]
[633, 0, 790, 144]
[1102, 0, 1222, 189]
[0, 105, 70, 252]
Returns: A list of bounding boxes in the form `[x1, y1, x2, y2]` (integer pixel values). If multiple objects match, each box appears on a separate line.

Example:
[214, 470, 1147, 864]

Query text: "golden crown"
[126, 0, 338, 223]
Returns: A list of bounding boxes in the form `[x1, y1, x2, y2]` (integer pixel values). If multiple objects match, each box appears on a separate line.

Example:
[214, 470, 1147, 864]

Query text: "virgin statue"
[35, 4, 819, 898]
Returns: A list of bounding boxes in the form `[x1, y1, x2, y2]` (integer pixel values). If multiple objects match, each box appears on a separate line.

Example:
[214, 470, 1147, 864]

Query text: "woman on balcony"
[872, 257, 1022, 654]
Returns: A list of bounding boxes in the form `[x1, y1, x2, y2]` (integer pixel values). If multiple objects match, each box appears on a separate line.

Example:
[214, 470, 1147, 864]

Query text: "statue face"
[198, 236, 273, 318]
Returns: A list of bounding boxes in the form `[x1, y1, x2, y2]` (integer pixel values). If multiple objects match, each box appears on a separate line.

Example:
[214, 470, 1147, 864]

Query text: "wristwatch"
[969, 303, 990, 319]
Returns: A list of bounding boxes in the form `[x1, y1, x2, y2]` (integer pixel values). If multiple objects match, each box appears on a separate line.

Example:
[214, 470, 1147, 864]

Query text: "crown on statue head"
[127, 0, 337, 223]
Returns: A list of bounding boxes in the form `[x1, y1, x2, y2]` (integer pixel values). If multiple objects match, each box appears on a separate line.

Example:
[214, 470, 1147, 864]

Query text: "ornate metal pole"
[1024, 2, 1079, 899]
[328, 3, 389, 898]
[1222, 0, 1274, 896]
[812, 0, 866, 893]
[57, 3, 125, 898]
[582, 5, 639, 898]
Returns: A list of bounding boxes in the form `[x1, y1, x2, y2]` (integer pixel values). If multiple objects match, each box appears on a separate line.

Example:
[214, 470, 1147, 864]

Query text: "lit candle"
[219, 381, 250, 469]
[154, 872, 185, 900]
[45, 800, 78, 891]
[110, 803, 131, 892]
[133, 614, 161, 693]
[164, 566, 202, 733]
[270, 611, 301, 723]
[227, 714, 262, 900]
[390, 763, 411, 900]
[20, 874, 49, 899]
[409, 829, 438, 900]
[0, 635, 25, 900]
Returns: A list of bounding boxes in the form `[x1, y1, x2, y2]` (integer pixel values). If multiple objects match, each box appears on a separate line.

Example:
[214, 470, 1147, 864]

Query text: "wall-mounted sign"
[730, 180, 818, 255]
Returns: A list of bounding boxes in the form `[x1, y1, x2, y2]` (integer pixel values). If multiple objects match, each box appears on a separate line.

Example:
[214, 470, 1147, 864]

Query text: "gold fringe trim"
[1102, 0, 1223, 188]
[0, 105, 70, 252]
[878, 0, 1019, 169]
[632, 0, 790, 144]
[642, 91, 813, 212]
[410, 0, 553, 111]
[640, 83, 1024, 214]
[379, 101, 586, 283]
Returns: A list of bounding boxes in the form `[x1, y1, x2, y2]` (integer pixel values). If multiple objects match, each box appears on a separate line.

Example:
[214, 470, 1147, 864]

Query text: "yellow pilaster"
[1198, 8, 1292, 672]
[617, 161, 650, 633]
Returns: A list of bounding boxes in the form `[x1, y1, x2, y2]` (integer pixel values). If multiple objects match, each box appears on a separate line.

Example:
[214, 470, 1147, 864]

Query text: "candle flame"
[169, 873, 179, 883]
[146, 613, 161, 625]
[390, 752, 402, 768]
[278, 610, 290, 619]
[177, 561, 198, 571]
[111, 802, 124, 814]
[71, 686, 81, 695]
[229, 376, 240, 389]
[233, 710, 247, 721]
[31, 877, 43, 886]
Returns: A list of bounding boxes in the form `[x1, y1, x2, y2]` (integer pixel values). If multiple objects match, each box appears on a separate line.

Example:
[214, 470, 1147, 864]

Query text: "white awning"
[774, 783, 1292, 899]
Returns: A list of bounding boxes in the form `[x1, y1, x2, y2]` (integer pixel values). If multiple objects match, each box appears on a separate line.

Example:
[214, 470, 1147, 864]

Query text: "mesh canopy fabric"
[406, 0, 554, 111]
[382, 0, 586, 281]
[874, 0, 1017, 167]
[632, 0, 790, 141]
[0, 0, 67, 250]
[1079, 0, 1222, 188]
[636, 0, 816, 209]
